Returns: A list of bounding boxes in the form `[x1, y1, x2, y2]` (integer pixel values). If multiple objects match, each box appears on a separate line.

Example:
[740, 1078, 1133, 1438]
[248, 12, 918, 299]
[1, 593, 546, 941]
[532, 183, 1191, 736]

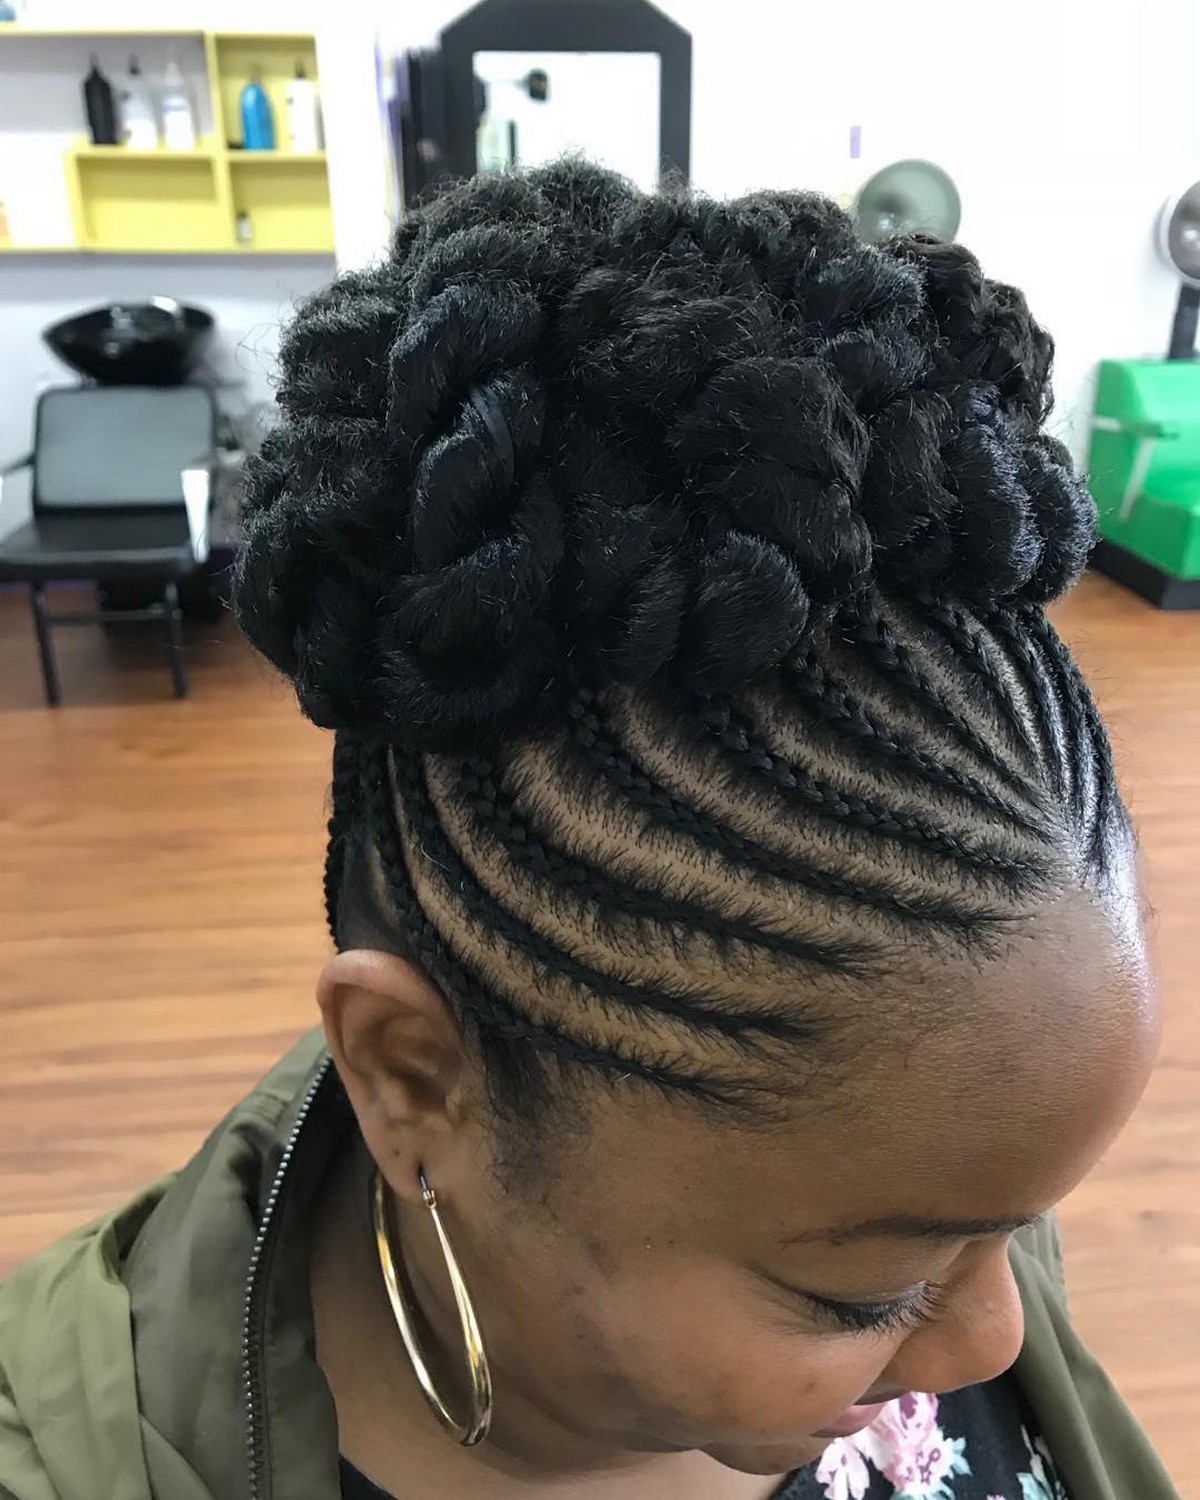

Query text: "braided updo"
[236, 160, 1092, 753]
[235, 162, 1117, 1123]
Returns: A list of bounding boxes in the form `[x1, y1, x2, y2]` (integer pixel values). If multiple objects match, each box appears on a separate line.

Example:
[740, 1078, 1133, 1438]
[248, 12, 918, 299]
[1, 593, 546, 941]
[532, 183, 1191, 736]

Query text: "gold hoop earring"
[372, 1167, 493, 1446]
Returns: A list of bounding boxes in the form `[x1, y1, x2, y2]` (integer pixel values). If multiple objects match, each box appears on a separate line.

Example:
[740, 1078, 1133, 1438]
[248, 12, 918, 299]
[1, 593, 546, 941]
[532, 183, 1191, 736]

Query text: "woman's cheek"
[602, 1269, 888, 1443]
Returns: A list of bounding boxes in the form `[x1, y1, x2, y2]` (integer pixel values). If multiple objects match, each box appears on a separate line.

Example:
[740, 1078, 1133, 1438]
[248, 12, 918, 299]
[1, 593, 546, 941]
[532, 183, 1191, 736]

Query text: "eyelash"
[805, 1280, 950, 1338]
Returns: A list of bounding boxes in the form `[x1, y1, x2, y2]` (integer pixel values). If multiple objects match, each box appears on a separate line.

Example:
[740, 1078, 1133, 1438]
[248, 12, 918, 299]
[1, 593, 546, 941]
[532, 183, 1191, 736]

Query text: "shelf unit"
[0, 28, 333, 255]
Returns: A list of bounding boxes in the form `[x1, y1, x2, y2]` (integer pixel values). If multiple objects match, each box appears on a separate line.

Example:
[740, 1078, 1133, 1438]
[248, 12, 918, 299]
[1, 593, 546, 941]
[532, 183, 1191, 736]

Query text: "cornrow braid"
[907, 597, 1043, 769]
[362, 740, 763, 1111]
[847, 602, 1041, 799]
[391, 751, 821, 1054]
[1019, 612, 1080, 815]
[454, 754, 873, 979]
[782, 650, 1046, 834]
[1024, 609, 1120, 867]
[323, 730, 360, 940]
[695, 698, 1045, 888]
[983, 605, 1072, 806]
[560, 685, 1013, 937]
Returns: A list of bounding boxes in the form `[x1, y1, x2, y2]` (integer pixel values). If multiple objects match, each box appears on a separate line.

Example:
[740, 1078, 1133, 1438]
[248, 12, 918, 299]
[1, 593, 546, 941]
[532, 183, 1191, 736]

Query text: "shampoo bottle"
[284, 61, 323, 151]
[82, 55, 118, 146]
[119, 55, 158, 148]
[239, 71, 275, 150]
[160, 48, 197, 150]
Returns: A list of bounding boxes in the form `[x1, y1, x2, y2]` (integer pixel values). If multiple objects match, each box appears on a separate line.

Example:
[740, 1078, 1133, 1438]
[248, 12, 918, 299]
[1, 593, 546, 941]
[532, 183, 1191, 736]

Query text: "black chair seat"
[0, 510, 196, 583]
[1, 384, 217, 704]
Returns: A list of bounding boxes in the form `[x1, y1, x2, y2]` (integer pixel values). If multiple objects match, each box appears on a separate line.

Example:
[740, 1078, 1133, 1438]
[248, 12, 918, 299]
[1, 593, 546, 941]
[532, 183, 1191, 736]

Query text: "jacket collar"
[241, 1053, 350, 1500]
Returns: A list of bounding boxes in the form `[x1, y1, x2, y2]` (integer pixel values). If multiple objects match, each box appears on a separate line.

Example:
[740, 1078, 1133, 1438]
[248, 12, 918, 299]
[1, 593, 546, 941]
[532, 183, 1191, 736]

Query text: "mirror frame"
[439, 0, 692, 185]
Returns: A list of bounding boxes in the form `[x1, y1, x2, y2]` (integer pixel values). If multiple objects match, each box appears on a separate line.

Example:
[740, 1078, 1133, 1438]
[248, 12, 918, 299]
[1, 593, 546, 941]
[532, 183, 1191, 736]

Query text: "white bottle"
[160, 48, 196, 151]
[119, 55, 158, 148]
[285, 62, 323, 152]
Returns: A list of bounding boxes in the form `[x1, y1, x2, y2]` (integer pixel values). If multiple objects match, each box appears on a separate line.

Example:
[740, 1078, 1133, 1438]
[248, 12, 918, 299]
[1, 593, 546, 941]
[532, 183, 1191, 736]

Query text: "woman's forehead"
[548, 891, 1155, 1249]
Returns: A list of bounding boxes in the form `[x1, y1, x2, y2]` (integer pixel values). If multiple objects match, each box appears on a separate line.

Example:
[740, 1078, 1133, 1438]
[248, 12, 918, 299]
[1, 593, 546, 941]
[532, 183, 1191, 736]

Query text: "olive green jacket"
[0, 1032, 1181, 1500]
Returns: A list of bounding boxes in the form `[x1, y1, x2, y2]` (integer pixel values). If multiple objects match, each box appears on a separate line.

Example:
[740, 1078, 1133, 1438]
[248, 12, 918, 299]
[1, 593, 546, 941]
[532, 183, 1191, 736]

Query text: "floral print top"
[776, 1378, 1069, 1500]
[340, 1377, 1068, 1500]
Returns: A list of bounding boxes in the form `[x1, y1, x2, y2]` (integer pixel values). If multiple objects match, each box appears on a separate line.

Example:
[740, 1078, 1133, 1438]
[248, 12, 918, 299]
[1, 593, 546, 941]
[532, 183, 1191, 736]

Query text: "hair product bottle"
[239, 70, 275, 150]
[119, 55, 158, 148]
[284, 61, 323, 151]
[160, 48, 197, 150]
[82, 55, 118, 146]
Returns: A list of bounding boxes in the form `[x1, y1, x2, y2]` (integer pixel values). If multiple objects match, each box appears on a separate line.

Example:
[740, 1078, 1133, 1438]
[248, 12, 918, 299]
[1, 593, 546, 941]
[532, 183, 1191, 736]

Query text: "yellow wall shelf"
[0, 29, 333, 256]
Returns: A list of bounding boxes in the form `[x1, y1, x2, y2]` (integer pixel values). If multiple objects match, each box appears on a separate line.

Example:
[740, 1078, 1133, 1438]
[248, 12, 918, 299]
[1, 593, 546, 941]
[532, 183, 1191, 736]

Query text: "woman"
[0, 163, 1179, 1500]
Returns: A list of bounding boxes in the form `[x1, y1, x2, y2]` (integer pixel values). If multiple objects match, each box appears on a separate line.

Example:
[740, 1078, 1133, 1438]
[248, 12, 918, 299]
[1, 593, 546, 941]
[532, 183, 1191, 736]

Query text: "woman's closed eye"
[803, 1280, 950, 1337]
[758, 1269, 951, 1338]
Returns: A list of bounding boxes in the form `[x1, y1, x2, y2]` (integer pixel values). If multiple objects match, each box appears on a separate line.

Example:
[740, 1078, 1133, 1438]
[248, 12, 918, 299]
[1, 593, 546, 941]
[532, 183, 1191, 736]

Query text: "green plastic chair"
[1089, 360, 1200, 602]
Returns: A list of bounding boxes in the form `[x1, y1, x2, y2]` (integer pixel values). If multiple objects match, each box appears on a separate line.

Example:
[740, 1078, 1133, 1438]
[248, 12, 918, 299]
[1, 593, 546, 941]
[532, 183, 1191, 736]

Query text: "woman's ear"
[318, 948, 468, 1204]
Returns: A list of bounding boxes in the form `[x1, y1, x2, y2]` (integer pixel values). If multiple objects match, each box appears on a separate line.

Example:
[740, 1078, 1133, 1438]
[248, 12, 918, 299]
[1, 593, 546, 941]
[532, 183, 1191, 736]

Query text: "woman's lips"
[813, 1399, 890, 1440]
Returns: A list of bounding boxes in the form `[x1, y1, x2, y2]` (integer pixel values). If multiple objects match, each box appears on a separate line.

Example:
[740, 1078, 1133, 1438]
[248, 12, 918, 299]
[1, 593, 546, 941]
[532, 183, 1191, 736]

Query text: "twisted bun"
[235, 161, 1094, 751]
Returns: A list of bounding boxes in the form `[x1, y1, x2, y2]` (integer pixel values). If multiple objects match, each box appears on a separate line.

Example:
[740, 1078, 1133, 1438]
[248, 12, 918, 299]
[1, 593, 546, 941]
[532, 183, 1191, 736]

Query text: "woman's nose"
[881, 1247, 1026, 1397]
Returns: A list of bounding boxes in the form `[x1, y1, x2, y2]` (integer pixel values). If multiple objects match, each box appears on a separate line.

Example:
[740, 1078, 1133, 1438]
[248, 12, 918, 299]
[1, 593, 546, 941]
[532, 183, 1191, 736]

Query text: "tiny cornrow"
[847, 603, 1040, 798]
[984, 607, 1071, 805]
[560, 686, 1009, 936]
[455, 755, 870, 978]
[395, 752, 819, 1053]
[323, 731, 360, 940]
[908, 597, 1042, 768]
[695, 698, 1044, 888]
[1025, 610, 1121, 867]
[782, 651, 1045, 834]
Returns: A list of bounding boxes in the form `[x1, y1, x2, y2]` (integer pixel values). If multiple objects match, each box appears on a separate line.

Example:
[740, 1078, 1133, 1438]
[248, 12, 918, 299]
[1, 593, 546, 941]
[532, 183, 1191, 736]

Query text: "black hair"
[234, 160, 1123, 1128]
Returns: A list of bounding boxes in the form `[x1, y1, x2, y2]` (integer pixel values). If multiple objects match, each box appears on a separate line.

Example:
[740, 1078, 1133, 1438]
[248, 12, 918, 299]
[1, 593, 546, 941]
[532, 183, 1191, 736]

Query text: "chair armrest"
[181, 451, 220, 565]
[1092, 415, 1182, 440]
[1091, 418, 1181, 519]
[1127, 418, 1180, 441]
[180, 449, 247, 564]
[0, 453, 33, 512]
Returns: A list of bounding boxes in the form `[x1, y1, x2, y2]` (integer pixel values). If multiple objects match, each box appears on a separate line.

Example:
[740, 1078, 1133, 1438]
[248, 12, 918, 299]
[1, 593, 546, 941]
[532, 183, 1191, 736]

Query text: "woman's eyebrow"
[779, 1211, 1043, 1247]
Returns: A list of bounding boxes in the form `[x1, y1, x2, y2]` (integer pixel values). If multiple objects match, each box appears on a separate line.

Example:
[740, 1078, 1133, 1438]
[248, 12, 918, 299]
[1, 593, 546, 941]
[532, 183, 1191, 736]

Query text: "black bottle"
[83, 55, 118, 146]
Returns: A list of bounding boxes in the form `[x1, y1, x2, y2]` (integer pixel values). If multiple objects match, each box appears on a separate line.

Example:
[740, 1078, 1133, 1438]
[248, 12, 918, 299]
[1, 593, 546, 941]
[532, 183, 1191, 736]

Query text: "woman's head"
[235, 162, 1157, 1475]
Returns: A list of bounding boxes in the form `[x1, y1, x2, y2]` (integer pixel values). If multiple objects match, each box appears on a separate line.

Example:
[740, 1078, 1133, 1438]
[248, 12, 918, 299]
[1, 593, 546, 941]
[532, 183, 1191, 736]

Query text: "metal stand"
[30, 582, 61, 707]
[164, 580, 187, 698]
[26, 579, 189, 706]
[1167, 282, 1200, 360]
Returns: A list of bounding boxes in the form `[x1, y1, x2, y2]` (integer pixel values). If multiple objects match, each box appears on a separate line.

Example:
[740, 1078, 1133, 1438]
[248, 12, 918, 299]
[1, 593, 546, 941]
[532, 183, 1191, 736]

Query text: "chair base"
[24, 579, 188, 706]
[1090, 539, 1200, 610]
[97, 563, 226, 623]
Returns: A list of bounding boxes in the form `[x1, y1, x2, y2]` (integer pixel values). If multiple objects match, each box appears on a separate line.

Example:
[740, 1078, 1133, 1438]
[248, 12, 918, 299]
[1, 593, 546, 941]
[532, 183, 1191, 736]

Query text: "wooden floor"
[0, 574, 1197, 1493]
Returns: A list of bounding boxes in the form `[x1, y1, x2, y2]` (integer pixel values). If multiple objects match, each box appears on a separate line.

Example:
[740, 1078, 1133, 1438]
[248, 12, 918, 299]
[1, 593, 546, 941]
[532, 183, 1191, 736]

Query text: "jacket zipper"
[242, 1056, 334, 1500]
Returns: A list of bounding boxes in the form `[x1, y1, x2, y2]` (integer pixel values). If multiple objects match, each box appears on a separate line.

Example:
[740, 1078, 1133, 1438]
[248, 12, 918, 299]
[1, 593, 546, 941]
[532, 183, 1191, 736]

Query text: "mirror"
[473, 50, 661, 191]
[390, 0, 691, 207]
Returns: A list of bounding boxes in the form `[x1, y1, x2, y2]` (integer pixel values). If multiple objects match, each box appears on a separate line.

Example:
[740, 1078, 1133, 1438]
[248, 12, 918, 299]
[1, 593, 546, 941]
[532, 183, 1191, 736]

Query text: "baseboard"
[1090, 539, 1200, 610]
